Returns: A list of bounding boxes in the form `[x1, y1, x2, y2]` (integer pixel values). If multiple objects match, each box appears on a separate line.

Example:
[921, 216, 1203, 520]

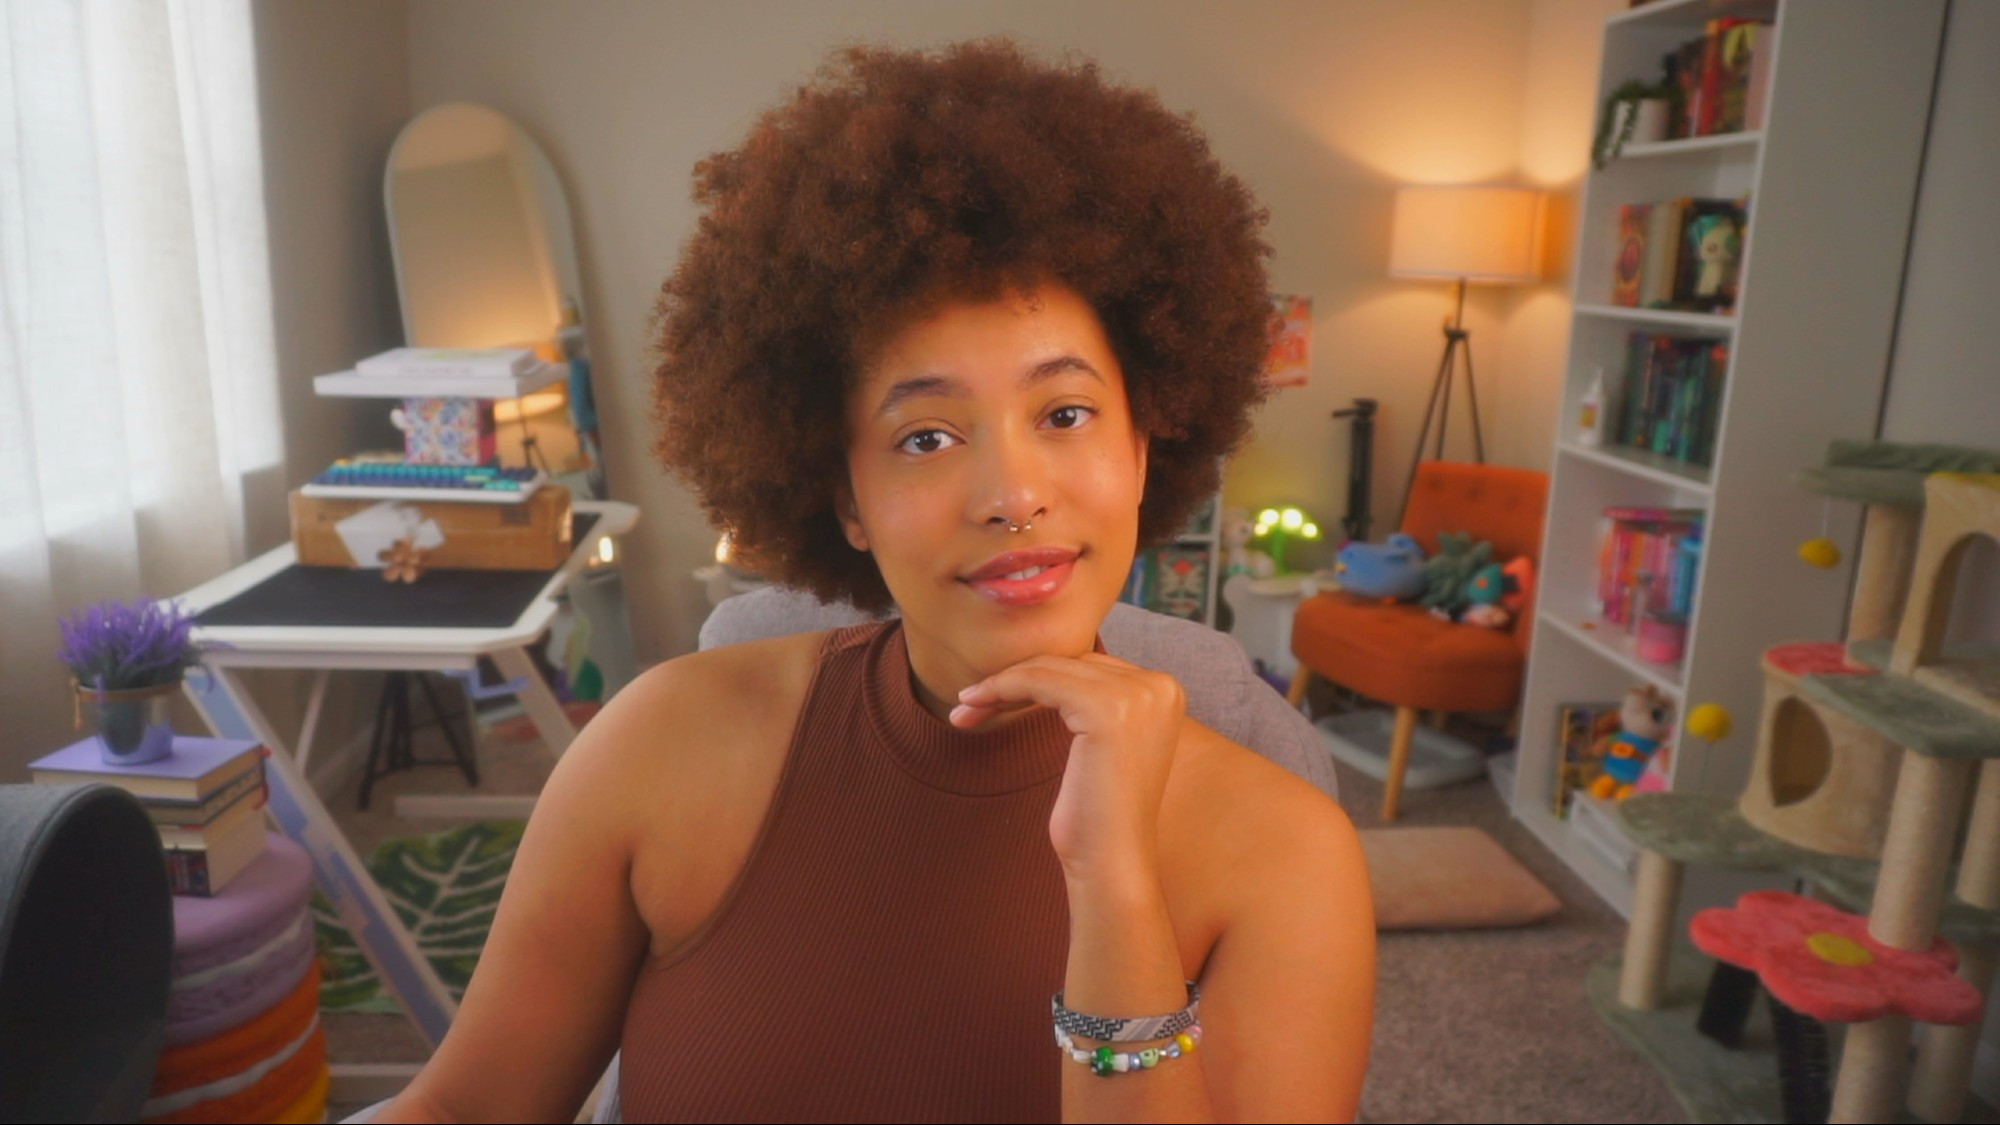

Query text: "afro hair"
[653, 39, 1272, 611]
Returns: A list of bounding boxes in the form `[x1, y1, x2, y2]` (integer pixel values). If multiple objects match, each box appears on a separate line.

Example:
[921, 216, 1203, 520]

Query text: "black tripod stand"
[1396, 278, 1485, 529]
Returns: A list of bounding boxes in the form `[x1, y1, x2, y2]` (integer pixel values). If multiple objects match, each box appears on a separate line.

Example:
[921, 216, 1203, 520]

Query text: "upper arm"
[1199, 788, 1375, 1122]
[385, 671, 674, 1123]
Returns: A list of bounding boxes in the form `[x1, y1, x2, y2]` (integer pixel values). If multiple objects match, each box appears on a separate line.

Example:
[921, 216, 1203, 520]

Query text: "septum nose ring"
[996, 508, 1043, 534]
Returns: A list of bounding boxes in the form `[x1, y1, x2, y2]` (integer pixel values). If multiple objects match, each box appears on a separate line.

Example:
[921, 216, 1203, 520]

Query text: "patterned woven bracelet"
[1050, 981, 1201, 1042]
[1055, 1024, 1202, 1076]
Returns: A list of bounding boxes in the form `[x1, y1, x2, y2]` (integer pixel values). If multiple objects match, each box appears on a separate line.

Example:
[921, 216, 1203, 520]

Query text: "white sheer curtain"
[0, 0, 282, 768]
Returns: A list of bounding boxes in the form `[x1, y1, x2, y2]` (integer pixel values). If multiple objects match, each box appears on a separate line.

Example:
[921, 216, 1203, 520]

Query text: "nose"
[971, 420, 1051, 531]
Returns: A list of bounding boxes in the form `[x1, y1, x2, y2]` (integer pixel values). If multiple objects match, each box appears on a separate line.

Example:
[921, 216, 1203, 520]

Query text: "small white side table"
[1221, 572, 1326, 681]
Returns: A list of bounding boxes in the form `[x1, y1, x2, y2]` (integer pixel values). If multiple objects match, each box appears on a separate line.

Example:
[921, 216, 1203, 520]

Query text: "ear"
[834, 484, 869, 552]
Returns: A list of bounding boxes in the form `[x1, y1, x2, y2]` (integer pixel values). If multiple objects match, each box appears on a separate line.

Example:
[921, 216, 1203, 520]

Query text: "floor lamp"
[1388, 185, 1544, 528]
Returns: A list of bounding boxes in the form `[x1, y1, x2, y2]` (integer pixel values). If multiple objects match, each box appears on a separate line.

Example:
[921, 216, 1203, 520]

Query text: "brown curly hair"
[653, 39, 1272, 611]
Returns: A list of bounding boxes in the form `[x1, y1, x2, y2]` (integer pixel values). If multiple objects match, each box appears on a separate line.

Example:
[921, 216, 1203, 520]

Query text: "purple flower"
[56, 598, 207, 693]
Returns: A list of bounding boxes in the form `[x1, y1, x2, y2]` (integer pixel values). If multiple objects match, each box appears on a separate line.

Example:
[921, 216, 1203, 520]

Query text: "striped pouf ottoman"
[145, 834, 329, 1124]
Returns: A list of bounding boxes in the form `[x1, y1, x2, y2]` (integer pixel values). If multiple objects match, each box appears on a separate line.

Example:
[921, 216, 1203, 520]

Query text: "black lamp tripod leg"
[1396, 333, 1457, 530]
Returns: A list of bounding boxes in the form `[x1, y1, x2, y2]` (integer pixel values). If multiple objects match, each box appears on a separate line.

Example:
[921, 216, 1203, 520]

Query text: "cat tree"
[1602, 442, 2000, 1123]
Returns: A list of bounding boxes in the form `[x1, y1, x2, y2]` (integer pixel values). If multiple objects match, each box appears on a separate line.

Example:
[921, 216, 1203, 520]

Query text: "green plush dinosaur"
[1418, 531, 1494, 618]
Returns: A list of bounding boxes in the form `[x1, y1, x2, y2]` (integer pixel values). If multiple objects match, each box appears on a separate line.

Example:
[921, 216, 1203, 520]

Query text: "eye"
[1046, 405, 1095, 430]
[896, 428, 960, 455]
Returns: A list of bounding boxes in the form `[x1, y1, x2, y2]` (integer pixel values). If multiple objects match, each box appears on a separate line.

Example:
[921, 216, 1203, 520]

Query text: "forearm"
[1060, 866, 1215, 1125]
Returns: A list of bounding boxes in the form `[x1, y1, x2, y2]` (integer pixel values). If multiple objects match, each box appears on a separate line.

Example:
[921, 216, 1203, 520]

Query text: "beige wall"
[1877, 7, 2000, 643]
[248, 0, 413, 742]
[402, 0, 1585, 663]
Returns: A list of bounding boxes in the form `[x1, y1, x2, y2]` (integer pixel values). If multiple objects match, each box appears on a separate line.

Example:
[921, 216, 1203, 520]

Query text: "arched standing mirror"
[385, 103, 634, 696]
[385, 103, 606, 500]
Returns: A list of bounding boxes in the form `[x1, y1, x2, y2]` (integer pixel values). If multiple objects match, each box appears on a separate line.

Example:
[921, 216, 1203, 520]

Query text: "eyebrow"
[872, 355, 1104, 418]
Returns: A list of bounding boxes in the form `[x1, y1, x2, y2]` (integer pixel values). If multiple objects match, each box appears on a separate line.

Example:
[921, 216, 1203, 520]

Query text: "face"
[840, 282, 1147, 696]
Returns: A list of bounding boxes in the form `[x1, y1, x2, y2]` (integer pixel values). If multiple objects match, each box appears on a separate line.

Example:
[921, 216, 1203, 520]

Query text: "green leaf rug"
[312, 819, 524, 1013]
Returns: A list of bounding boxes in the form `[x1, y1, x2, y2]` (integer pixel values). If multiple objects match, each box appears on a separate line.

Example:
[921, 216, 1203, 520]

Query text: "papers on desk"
[357, 347, 540, 378]
[313, 357, 565, 401]
[334, 501, 445, 569]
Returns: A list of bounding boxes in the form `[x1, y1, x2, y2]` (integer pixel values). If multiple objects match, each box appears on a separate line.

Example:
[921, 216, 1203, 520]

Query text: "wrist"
[1059, 842, 1163, 900]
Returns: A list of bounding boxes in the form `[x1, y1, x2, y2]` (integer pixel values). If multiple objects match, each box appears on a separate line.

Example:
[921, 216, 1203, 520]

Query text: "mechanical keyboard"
[302, 460, 546, 504]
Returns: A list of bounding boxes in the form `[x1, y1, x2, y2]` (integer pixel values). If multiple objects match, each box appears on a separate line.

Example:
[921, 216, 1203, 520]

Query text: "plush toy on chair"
[1286, 461, 1549, 820]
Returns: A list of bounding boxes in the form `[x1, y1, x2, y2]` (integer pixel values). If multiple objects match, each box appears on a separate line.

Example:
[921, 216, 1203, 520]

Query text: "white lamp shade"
[1389, 185, 1545, 284]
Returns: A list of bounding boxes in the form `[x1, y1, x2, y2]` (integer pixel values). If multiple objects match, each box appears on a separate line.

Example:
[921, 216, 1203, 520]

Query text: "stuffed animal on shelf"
[1221, 507, 1276, 578]
[1333, 533, 1426, 600]
[1588, 684, 1676, 801]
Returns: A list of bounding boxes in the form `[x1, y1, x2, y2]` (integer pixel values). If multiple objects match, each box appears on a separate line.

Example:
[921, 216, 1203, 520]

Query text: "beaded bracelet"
[1051, 980, 1201, 1042]
[1054, 1024, 1202, 1076]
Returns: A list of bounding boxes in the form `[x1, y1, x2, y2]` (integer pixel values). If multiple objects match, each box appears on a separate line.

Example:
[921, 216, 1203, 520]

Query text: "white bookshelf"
[1509, 0, 1947, 916]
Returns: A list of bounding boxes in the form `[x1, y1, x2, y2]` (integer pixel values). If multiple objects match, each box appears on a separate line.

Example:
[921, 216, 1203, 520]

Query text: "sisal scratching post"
[1908, 759, 2000, 1123]
[1847, 504, 1919, 644]
[1831, 750, 1973, 1119]
[1618, 848, 1682, 1009]
[1833, 1016, 1914, 1123]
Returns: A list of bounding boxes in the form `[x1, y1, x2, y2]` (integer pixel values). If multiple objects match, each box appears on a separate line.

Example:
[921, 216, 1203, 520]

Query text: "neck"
[898, 616, 1095, 727]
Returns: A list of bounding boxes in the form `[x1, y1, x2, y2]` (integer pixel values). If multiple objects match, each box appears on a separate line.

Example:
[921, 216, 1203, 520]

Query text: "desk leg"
[490, 645, 577, 756]
[295, 669, 331, 774]
[186, 668, 458, 1048]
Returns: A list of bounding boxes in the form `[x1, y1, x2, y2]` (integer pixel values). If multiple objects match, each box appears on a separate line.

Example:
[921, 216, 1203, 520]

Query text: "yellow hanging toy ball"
[1686, 703, 1734, 743]
[1798, 538, 1842, 568]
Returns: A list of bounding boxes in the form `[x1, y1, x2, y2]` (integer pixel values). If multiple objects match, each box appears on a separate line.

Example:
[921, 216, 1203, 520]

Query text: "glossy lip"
[959, 545, 1082, 607]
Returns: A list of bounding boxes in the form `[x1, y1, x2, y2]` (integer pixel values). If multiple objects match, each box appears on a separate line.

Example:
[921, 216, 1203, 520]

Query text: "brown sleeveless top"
[620, 622, 1074, 1123]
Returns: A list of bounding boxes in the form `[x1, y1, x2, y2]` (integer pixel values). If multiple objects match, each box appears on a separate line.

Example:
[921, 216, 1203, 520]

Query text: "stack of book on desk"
[30, 736, 268, 895]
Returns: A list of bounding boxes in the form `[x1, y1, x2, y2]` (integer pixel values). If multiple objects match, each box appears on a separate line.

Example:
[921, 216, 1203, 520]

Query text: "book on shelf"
[1595, 508, 1703, 629]
[163, 816, 269, 897]
[1616, 332, 1727, 467]
[356, 347, 541, 379]
[1553, 700, 1622, 819]
[1637, 199, 1683, 309]
[30, 735, 265, 803]
[1612, 204, 1649, 307]
[1663, 18, 1774, 140]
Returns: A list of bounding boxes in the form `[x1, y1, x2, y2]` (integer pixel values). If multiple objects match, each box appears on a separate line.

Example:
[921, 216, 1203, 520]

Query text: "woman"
[381, 41, 1372, 1123]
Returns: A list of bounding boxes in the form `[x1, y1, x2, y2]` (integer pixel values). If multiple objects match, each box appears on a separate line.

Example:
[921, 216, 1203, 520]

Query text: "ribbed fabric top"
[620, 621, 1074, 1123]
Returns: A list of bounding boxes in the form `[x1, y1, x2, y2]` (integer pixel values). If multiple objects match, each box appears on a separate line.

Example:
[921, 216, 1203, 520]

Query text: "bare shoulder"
[585, 629, 831, 953]
[1166, 719, 1361, 878]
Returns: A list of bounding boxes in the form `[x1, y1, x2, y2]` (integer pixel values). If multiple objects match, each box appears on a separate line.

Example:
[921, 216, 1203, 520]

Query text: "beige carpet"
[1362, 825, 1561, 931]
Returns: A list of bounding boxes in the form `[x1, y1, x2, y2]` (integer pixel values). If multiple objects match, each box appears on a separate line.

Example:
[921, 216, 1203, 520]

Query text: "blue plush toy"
[1333, 533, 1428, 600]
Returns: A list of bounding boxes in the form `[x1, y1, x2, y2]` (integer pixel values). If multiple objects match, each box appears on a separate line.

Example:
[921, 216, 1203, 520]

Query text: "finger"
[946, 697, 1038, 729]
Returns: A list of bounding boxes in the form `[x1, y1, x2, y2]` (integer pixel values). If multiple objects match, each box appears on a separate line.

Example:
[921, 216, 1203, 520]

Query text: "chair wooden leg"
[1382, 705, 1419, 822]
[1286, 664, 1312, 710]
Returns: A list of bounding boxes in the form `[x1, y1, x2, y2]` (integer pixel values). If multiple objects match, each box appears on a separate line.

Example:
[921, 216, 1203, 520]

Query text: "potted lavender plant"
[57, 598, 208, 764]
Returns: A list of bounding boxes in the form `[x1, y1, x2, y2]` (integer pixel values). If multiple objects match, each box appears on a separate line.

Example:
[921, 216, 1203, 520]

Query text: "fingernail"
[957, 684, 979, 700]
[949, 703, 974, 724]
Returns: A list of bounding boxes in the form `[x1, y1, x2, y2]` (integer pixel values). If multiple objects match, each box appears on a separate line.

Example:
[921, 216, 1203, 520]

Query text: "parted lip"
[960, 546, 1082, 583]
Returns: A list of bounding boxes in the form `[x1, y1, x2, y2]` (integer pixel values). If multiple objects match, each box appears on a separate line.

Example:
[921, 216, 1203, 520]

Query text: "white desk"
[176, 500, 636, 1052]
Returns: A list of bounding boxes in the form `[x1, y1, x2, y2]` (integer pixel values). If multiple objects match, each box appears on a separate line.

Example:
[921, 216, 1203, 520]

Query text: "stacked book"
[1667, 17, 1776, 140]
[30, 736, 268, 896]
[1614, 333, 1728, 467]
[1595, 506, 1703, 631]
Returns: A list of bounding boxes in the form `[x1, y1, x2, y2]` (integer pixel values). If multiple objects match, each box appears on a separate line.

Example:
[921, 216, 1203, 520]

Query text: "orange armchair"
[1287, 461, 1549, 820]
